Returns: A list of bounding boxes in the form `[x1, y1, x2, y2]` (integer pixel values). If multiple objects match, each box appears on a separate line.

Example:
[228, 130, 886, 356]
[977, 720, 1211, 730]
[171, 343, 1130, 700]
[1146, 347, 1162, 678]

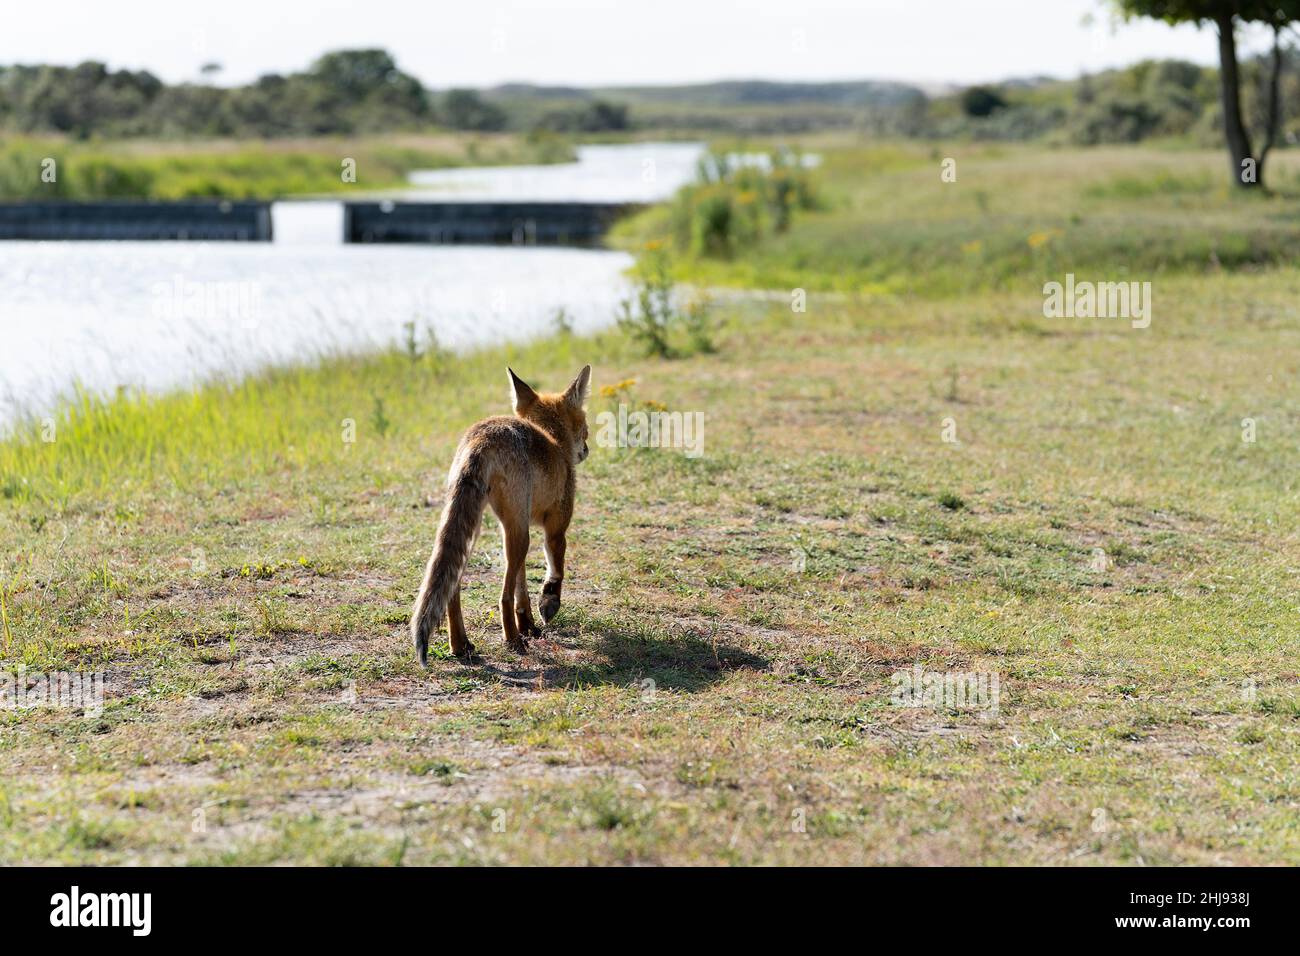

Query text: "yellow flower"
[599, 378, 636, 398]
[961, 240, 983, 255]
[1027, 229, 1061, 249]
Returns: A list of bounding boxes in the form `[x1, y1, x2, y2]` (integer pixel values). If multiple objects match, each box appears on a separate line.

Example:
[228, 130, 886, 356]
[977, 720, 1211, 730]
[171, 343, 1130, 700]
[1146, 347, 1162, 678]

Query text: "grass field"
[615, 138, 1300, 295]
[1, 142, 1298, 864]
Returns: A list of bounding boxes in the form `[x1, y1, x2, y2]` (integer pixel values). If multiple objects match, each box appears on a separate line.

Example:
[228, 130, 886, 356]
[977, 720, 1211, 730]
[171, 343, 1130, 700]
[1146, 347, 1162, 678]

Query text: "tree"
[441, 89, 506, 131]
[535, 99, 629, 132]
[309, 49, 401, 100]
[1115, 1, 1300, 188]
[960, 85, 1008, 117]
[305, 50, 429, 132]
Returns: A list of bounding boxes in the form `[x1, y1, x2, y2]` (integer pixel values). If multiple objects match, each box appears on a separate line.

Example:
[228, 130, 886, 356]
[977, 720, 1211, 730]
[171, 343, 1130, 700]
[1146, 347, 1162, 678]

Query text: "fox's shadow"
[466, 614, 768, 692]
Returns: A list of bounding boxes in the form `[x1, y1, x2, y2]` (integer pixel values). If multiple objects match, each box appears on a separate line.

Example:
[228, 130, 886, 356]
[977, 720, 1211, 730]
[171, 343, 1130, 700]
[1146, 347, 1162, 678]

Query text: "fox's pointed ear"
[508, 367, 538, 415]
[564, 365, 592, 409]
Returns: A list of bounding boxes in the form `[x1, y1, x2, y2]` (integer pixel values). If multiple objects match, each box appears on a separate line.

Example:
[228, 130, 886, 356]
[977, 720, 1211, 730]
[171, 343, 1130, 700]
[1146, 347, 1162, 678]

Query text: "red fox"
[411, 365, 591, 665]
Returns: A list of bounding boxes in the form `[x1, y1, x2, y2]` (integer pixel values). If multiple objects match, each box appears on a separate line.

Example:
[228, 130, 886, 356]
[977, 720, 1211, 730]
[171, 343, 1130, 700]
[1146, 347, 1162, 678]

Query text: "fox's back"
[452, 415, 570, 508]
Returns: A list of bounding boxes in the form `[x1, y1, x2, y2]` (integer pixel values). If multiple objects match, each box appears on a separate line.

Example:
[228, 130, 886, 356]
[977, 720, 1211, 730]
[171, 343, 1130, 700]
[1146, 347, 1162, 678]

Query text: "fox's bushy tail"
[411, 457, 489, 666]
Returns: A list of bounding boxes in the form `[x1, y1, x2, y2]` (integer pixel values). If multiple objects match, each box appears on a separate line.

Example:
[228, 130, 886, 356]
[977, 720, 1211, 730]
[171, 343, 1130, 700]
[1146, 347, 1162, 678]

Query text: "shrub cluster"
[668, 150, 818, 258]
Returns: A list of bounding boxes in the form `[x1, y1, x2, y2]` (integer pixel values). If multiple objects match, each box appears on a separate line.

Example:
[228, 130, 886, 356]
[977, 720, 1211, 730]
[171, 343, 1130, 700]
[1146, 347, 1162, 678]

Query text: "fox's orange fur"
[410, 365, 591, 664]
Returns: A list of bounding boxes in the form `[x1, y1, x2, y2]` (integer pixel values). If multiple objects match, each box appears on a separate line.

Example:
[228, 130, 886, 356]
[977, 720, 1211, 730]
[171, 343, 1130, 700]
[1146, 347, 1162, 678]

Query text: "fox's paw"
[539, 580, 562, 624]
[451, 639, 477, 662]
[505, 635, 530, 654]
[516, 611, 542, 638]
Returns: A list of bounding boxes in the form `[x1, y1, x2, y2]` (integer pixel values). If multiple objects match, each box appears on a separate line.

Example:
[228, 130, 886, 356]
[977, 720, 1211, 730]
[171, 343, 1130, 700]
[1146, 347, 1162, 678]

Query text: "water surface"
[0, 142, 706, 430]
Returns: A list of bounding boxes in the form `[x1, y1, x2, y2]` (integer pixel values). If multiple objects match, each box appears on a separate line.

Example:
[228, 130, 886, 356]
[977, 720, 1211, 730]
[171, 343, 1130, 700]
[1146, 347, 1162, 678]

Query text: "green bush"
[668, 150, 818, 258]
[616, 244, 716, 358]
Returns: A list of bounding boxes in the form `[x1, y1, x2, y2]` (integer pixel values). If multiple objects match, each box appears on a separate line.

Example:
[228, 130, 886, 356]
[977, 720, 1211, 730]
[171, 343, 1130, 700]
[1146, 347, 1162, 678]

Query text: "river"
[0, 142, 705, 430]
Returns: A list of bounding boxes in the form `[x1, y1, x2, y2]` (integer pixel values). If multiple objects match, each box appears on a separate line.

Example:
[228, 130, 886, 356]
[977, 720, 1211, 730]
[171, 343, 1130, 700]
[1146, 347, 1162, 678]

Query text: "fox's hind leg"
[539, 521, 567, 625]
[498, 517, 531, 653]
[514, 557, 541, 638]
[447, 585, 474, 659]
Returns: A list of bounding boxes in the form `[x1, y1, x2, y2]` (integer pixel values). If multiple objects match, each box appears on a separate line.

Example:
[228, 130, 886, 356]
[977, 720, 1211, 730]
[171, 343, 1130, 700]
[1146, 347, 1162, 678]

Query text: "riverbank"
[0, 132, 575, 200]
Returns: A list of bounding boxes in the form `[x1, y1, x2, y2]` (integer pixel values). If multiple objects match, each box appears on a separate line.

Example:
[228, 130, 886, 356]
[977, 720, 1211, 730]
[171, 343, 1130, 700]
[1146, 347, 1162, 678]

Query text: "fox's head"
[508, 365, 592, 465]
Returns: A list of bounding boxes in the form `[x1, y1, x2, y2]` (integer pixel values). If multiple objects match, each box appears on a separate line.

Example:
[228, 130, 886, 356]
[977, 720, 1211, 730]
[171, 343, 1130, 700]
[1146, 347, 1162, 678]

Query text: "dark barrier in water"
[343, 202, 635, 245]
[0, 201, 273, 241]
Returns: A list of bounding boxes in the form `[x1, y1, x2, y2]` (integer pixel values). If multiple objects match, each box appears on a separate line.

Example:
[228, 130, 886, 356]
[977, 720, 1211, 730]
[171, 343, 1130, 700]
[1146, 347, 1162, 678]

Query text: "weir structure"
[0, 201, 273, 241]
[342, 201, 635, 245]
[0, 200, 636, 245]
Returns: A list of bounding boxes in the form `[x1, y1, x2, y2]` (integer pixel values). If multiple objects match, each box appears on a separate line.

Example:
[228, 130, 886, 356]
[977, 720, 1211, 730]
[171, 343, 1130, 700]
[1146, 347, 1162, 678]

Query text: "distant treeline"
[931, 53, 1300, 148]
[0, 49, 630, 139]
[0, 46, 1293, 144]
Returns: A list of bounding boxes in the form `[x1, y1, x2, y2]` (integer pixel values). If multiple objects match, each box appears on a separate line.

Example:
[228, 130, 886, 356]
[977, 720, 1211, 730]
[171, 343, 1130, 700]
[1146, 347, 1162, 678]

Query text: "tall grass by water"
[0, 326, 603, 508]
[0, 133, 575, 200]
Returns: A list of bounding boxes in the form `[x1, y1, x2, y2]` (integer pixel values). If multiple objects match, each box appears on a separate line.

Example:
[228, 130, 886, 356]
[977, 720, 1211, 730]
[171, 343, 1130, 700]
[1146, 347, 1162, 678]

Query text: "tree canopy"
[1115, 0, 1300, 185]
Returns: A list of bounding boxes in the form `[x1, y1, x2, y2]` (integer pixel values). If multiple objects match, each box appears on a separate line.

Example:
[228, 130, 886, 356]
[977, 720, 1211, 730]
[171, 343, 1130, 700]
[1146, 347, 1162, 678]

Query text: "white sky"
[0, 0, 1277, 89]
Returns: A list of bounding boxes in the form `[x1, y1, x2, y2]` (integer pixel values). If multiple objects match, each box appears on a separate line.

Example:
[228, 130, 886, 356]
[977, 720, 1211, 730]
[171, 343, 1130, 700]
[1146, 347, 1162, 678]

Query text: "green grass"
[0, 133, 575, 200]
[1, 142, 1298, 864]
[614, 139, 1300, 296]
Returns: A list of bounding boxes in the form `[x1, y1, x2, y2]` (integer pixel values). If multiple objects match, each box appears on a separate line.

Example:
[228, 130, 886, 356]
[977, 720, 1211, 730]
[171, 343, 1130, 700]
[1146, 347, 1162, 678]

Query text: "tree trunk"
[1216, 13, 1259, 188]
[1258, 23, 1284, 187]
